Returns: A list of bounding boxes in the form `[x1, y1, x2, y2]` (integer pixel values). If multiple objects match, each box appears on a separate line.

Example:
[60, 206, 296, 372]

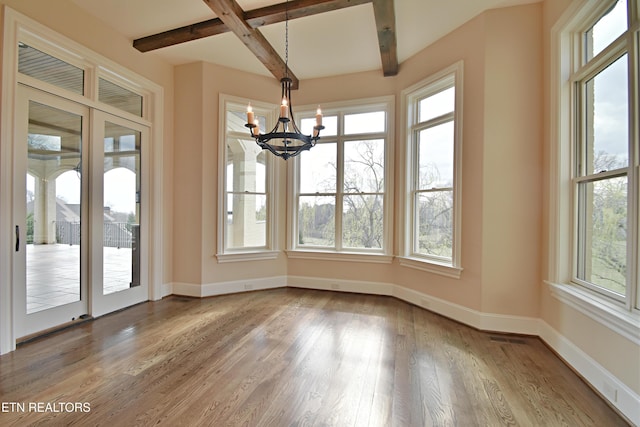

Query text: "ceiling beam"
[203, 0, 299, 88]
[133, 0, 370, 53]
[133, 18, 229, 53]
[133, 0, 398, 81]
[372, 0, 398, 76]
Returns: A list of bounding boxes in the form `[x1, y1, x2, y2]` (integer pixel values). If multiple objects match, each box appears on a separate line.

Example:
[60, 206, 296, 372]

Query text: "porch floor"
[26, 244, 132, 313]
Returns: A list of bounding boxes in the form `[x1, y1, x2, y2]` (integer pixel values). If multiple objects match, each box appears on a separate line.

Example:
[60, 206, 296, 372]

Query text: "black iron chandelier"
[245, 1, 323, 160]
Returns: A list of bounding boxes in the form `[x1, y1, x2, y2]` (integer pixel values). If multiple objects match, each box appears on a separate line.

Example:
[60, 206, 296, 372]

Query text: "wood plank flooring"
[0, 288, 630, 426]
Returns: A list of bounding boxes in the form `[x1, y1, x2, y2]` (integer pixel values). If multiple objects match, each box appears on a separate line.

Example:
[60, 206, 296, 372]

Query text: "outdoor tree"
[586, 151, 627, 294]
[342, 140, 384, 248]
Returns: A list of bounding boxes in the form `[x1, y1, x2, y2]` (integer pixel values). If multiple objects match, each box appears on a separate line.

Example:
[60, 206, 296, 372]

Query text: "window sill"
[286, 250, 393, 264]
[546, 281, 640, 345]
[397, 256, 463, 279]
[216, 251, 280, 263]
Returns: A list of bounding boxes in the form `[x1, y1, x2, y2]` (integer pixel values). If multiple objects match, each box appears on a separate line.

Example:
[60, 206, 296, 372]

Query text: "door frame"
[1, 6, 165, 354]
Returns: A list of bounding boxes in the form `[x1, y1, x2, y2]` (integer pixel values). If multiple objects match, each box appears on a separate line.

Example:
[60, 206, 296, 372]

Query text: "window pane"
[226, 140, 267, 193]
[418, 122, 454, 189]
[300, 142, 336, 193]
[225, 140, 267, 250]
[26, 102, 83, 313]
[298, 196, 335, 247]
[344, 111, 385, 134]
[419, 87, 455, 122]
[99, 78, 143, 117]
[227, 194, 267, 248]
[18, 43, 84, 95]
[301, 115, 337, 136]
[585, 0, 627, 60]
[344, 139, 384, 193]
[415, 190, 453, 259]
[584, 54, 629, 174]
[577, 177, 627, 295]
[343, 195, 383, 249]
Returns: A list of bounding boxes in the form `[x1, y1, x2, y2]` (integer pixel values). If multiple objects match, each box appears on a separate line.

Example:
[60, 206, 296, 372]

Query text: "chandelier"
[245, 1, 323, 160]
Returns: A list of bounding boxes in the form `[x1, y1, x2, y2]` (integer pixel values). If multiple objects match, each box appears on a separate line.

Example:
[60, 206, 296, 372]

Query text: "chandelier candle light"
[245, 0, 323, 160]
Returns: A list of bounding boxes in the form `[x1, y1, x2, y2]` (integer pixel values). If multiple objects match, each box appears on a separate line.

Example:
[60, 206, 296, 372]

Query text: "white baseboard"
[171, 276, 287, 298]
[161, 282, 173, 298]
[539, 321, 640, 426]
[164, 276, 638, 425]
[287, 275, 392, 295]
[288, 275, 541, 335]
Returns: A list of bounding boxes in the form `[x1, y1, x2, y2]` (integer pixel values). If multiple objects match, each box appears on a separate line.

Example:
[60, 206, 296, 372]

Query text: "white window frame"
[287, 96, 394, 263]
[216, 94, 279, 262]
[547, 0, 639, 343]
[398, 61, 463, 279]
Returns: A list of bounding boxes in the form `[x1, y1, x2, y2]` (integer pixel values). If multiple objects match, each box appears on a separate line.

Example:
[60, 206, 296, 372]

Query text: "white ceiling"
[71, 0, 540, 80]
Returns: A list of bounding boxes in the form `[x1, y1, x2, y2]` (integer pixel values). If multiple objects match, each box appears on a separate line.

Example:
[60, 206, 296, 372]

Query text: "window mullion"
[629, 9, 640, 308]
[335, 132, 344, 251]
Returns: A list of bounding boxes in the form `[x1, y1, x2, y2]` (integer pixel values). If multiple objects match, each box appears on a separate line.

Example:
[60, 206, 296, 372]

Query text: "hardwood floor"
[0, 288, 629, 426]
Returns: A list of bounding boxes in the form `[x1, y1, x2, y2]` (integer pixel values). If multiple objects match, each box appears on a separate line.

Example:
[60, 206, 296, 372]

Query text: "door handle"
[15, 225, 19, 252]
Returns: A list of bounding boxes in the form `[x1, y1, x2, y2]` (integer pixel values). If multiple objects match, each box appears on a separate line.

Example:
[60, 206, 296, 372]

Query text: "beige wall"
[174, 62, 290, 285]
[174, 4, 544, 320]
[481, 4, 543, 317]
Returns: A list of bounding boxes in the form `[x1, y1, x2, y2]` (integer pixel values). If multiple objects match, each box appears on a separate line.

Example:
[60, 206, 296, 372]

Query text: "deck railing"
[56, 221, 133, 248]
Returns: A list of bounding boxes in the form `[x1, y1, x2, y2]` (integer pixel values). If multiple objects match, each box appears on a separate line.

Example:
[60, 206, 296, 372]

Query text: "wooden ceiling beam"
[133, 0, 370, 53]
[372, 0, 398, 76]
[203, 0, 299, 88]
[133, 0, 398, 81]
[133, 18, 229, 53]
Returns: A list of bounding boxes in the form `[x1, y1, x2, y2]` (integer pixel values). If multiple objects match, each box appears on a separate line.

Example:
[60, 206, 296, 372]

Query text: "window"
[569, 0, 639, 307]
[290, 97, 393, 258]
[400, 62, 463, 277]
[18, 43, 84, 95]
[217, 95, 277, 261]
[99, 78, 143, 117]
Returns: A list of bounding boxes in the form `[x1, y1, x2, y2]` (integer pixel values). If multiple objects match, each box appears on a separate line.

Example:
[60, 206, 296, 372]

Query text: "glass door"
[13, 85, 90, 338]
[90, 111, 149, 317]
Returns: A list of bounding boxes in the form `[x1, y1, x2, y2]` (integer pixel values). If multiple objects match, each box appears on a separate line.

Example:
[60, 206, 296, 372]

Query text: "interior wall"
[174, 62, 290, 286]
[174, 63, 204, 285]
[392, 7, 488, 312]
[481, 4, 543, 317]
[173, 4, 546, 319]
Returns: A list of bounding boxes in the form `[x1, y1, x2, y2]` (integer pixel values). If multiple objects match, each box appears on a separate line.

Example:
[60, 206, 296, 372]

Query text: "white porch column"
[32, 177, 57, 244]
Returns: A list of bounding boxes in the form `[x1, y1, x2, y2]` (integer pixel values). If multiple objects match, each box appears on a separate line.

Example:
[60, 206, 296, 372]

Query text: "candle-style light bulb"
[316, 105, 323, 127]
[246, 103, 254, 126]
[252, 119, 260, 136]
[280, 98, 288, 119]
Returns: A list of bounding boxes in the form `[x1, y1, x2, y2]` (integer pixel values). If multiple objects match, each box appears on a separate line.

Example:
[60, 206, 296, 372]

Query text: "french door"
[90, 110, 149, 317]
[13, 85, 149, 338]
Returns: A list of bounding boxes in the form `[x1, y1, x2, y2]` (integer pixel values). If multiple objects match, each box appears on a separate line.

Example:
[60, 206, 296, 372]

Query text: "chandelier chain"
[285, 0, 289, 78]
[244, 0, 323, 160]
